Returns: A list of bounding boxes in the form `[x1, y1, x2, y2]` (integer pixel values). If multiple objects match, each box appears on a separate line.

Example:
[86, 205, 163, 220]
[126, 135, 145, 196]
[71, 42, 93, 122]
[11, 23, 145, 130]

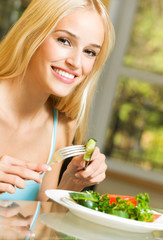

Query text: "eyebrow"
[54, 29, 102, 49]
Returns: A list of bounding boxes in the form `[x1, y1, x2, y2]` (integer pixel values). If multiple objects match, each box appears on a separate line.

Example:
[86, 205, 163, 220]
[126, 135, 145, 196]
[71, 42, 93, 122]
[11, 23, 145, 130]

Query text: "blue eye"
[84, 49, 97, 57]
[57, 37, 71, 46]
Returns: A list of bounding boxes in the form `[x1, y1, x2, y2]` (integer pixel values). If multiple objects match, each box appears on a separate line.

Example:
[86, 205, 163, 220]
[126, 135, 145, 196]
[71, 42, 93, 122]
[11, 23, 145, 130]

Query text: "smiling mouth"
[51, 66, 77, 80]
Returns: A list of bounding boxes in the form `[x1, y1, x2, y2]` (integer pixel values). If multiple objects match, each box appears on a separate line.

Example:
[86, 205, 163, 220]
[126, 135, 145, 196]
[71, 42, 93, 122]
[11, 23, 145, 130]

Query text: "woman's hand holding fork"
[58, 146, 107, 191]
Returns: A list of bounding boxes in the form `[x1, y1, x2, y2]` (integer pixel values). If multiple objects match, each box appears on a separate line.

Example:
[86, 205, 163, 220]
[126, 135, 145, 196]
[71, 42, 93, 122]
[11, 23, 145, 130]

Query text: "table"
[0, 199, 162, 240]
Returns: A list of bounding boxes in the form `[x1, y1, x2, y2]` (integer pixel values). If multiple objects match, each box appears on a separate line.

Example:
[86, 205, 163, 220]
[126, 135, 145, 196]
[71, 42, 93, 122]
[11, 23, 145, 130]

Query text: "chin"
[51, 89, 73, 98]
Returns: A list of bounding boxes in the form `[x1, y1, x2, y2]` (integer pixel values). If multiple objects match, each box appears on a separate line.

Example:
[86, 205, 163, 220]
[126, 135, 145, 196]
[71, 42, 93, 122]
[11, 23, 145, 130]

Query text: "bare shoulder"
[57, 111, 77, 147]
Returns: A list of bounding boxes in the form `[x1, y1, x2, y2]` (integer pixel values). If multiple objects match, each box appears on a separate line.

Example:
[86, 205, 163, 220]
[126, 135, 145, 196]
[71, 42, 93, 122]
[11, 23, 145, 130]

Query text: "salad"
[69, 191, 159, 222]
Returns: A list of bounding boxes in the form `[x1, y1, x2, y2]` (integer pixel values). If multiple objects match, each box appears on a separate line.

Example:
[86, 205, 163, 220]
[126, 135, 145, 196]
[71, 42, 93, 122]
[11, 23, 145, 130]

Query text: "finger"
[80, 147, 100, 169]
[15, 167, 42, 183]
[0, 182, 16, 194]
[82, 146, 101, 170]
[77, 157, 106, 178]
[24, 162, 52, 172]
[87, 172, 106, 185]
[90, 146, 100, 160]
[66, 155, 85, 173]
[0, 155, 51, 172]
[75, 154, 107, 181]
[88, 150, 106, 174]
[75, 171, 106, 187]
[0, 164, 42, 184]
[0, 172, 26, 190]
[88, 157, 107, 178]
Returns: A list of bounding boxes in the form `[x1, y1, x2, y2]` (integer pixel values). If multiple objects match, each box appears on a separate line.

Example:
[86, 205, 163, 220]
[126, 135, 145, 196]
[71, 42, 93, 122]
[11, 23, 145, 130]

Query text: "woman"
[0, 0, 115, 201]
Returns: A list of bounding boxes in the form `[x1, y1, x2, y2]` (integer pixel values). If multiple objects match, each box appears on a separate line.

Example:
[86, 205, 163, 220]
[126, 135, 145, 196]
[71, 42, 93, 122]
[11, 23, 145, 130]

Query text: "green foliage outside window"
[105, 78, 163, 172]
[124, 0, 163, 73]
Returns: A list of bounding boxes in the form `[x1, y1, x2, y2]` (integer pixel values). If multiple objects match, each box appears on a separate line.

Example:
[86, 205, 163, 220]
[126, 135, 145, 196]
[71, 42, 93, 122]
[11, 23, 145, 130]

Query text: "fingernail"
[47, 166, 52, 171]
[30, 232, 35, 238]
[42, 165, 52, 171]
[80, 161, 85, 168]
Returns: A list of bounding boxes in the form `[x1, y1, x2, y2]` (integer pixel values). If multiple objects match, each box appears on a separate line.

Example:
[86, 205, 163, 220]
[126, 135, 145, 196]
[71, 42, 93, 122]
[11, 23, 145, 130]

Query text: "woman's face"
[27, 8, 105, 97]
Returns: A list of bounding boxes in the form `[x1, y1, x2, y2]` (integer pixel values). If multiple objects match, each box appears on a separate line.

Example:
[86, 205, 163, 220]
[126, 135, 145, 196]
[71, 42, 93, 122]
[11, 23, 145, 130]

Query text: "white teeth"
[53, 67, 75, 80]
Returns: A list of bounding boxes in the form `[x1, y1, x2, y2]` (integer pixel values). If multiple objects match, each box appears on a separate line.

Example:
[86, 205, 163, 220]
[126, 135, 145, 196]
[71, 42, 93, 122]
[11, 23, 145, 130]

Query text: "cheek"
[38, 39, 55, 60]
[83, 59, 96, 76]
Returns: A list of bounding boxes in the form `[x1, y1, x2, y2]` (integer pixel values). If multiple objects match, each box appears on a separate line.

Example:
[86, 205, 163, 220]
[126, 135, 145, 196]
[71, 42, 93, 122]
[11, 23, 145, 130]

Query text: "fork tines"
[58, 145, 85, 154]
[58, 145, 85, 153]
[48, 145, 86, 165]
[59, 145, 86, 159]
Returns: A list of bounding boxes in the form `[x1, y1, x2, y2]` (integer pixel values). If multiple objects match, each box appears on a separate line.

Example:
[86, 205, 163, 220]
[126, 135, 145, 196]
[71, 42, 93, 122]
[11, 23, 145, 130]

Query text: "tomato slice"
[105, 194, 137, 207]
[153, 213, 161, 221]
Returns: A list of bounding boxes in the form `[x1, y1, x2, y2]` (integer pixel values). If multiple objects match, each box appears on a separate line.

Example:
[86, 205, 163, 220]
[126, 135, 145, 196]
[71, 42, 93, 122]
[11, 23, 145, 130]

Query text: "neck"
[0, 77, 52, 123]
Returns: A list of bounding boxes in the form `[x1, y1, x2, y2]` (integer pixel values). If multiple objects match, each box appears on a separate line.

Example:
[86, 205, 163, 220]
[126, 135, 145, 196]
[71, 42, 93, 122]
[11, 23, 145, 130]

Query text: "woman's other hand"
[0, 155, 51, 194]
[58, 146, 107, 191]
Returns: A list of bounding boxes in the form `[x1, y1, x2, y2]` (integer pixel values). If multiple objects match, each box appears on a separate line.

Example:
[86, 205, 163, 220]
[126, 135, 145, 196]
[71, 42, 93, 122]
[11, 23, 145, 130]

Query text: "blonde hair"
[0, 0, 115, 144]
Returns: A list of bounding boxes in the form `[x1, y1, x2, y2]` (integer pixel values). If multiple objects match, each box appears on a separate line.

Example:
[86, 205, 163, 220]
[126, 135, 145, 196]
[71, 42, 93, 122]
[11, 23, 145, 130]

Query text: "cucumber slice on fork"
[83, 138, 97, 162]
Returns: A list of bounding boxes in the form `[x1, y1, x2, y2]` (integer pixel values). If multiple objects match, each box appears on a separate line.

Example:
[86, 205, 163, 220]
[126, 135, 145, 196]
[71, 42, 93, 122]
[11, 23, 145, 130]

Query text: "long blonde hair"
[0, 0, 115, 144]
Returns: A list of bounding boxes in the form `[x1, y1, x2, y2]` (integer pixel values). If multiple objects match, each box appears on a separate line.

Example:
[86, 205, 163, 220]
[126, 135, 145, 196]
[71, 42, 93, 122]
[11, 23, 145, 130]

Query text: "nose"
[65, 49, 81, 69]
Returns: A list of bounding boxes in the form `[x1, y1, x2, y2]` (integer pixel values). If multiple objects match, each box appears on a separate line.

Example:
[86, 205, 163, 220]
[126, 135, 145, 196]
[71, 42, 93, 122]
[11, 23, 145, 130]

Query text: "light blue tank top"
[0, 109, 57, 201]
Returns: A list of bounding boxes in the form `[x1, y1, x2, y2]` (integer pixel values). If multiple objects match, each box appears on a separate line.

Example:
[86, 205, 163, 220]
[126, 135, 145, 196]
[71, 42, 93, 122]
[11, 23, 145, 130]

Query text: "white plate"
[45, 189, 163, 233]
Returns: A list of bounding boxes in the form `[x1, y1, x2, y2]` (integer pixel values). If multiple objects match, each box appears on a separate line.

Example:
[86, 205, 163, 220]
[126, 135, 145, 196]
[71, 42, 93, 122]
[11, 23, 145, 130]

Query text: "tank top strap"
[41, 108, 57, 179]
[47, 108, 58, 164]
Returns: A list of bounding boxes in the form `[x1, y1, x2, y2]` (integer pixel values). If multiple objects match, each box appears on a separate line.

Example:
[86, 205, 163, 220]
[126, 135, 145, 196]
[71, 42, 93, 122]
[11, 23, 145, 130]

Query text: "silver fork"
[48, 145, 86, 166]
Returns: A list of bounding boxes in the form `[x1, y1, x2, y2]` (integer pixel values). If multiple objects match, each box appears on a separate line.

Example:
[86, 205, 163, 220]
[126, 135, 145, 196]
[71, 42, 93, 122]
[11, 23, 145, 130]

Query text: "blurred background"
[0, 0, 162, 208]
